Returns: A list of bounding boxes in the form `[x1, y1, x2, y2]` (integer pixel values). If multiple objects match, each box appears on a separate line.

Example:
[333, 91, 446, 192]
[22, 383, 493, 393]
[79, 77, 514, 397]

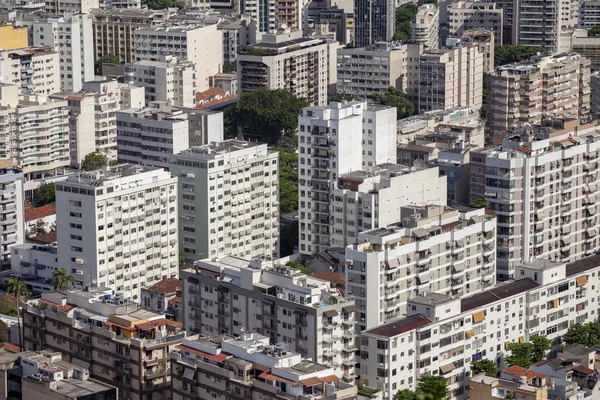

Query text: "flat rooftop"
[521, 259, 563, 271]
[365, 314, 432, 338]
[409, 292, 455, 307]
[177, 140, 266, 158]
[461, 278, 539, 312]
[51, 379, 115, 397]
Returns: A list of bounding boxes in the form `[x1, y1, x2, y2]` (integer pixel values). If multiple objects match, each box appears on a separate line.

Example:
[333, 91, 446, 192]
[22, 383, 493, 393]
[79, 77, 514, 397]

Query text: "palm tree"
[51, 268, 76, 290]
[5, 278, 30, 352]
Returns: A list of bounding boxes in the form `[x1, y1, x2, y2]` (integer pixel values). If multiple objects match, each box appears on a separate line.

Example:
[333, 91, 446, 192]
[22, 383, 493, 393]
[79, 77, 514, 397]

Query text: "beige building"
[238, 30, 339, 106]
[44, 0, 98, 14]
[23, 288, 186, 400]
[336, 42, 406, 99]
[92, 8, 173, 64]
[0, 46, 60, 96]
[461, 29, 495, 73]
[170, 333, 357, 400]
[486, 52, 591, 135]
[571, 29, 600, 71]
[447, 0, 503, 45]
[518, 0, 577, 53]
[0, 85, 69, 181]
[133, 24, 223, 92]
[470, 374, 548, 400]
[411, 4, 440, 50]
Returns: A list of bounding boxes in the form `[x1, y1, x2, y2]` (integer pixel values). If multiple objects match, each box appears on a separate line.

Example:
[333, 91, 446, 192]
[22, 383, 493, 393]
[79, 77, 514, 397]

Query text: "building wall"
[411, 4, 439, 50]
[0, 26, 28, 50]
[353, 0, 395, 47]
[518, 0, 578, 52]
[447, 1, 502, 45]
[0, 166, 25, 268]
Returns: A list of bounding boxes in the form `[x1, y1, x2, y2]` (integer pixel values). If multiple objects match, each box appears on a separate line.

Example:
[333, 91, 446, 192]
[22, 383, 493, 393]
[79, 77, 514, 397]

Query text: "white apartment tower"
[124, 57, 196, 108]
[133, 24, 223, 92]
[44, 0, 99, 14]
[346, 205, 496, 332]
[170, 140, 279, 263]
[447, 1, 503, 45]
[410, 4, 440, 50]
[518, 0, 578, 52]
[55, 164, 179, 301]
[0, 161, 25, 268]
[297, 101, 397, 256]
[483, 128, 600, 280]
[25, 14, 95, 92]
[0, 46, 60, 96]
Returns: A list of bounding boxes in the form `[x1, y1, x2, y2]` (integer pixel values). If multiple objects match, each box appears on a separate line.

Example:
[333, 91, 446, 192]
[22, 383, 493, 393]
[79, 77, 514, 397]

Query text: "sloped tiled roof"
[25, 204, 56, 221]
[146, 278, 181, 294]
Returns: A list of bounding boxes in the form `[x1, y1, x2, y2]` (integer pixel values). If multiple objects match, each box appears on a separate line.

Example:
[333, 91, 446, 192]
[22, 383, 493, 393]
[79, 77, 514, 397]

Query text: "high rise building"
[238, 30, 339, 106]
[242, 0, 276, 32]
[486, 53, 591, 135]
[0, 46, 60, 96]
[116, 105, 190, 170]
[0, 85, 69, 180]
[461, 29, 495, 73]
[447, 1, 503, 45]
[570, 29, 600, 71]
[579, 1, 600, 28]
[297, 100, 397, 256]
[417, 41, 484, 113]
[124, 57, 196, 107]
[0, 160, 24, 268]
[181, 256, 357, 379]
[23, 288, 185, 400]
[24, 14, 94, 92]
[44, 0, 99, 14]
[170, 140, 279, 262]
[346, 205, 496, 332]
[517, 0, 578, 52]
[410, 4, 440, 50]
[353, 0, 395, 47]
[133, 24, 223, 92]
[55, 164, 179, 300]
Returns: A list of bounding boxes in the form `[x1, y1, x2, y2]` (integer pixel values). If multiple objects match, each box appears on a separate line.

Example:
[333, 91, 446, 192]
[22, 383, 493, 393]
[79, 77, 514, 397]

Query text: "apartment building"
[176, 107, 223, 147]
[91, 8, 173, 64]
[436, 146, 484, 206]
[23, 288, 185, 400]
[0, 85, 69, 181]
[140, 277, 181, 317]
[592, 72, 600, 118]
[0, 25, 28, 50]
[298, 101, 397, 256]
[124, 57, 196, 107]
[461, 29, 495, 73]
[517, 0, 577, 52]
[336, 42, 406, 99]
[133, 24, 222, 92]
[346, 205, 496, 332]
[0, 46, 60, 96]
[0, 161, 24, 268]
[354, 0, 395, 47]
[170, 333, 357, 400]
[170, 140, 279, 263]
[274, 0, 308, 31]
[243, 0, 276, 32]
[482, 126, 600, 280]
[181, 256, 358, 379]
[411, 4, 440, 50]
[24, 14, 94, 92]
[579, 1, 600, 28]
[217, 17, 250, 65]
[486, 53, 591, 136]
[571, 29, 600, 71]
[117, 104, 189, 170]
[55, 165, 179, 300]
[470, 374, 548, 400]
[238, 30, 338, 106]
[49, 79, 125, 168]
[416, 41, 483, 113]
[330, 165, 447, 248]
[44, 0, 98, 14]
[447, 1, 503, 45]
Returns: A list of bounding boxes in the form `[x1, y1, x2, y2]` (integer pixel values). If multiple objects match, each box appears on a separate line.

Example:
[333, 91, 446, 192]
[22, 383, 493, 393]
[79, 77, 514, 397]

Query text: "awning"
[465, 330, 475, 338]
[591, 183, 599, 191]
[452, 263, 465, 273]
[301, 377, 322, 386]
[413, 227, 428, 238]
[388, 258, 399, 268]
[587, 229, 597, 237]
[472, 311, 486, 323]
[323, 310, 339, 318]
[455, 239, 465, 247]
[439, 363, 456, 374]
[519, 336, 525, 343]
[136, 322, 153, 330]
[561, 237, 572, 245]
[183, 368, 195, 380]
[576, 276, 588, 287]
[320, 375, 339, 383]
[536, 211, 544, 219]
[553, 299, 559, 308]
[418, 272, 431, 284]
[589, 195, 598, 203]
[342, 305, 357, 313]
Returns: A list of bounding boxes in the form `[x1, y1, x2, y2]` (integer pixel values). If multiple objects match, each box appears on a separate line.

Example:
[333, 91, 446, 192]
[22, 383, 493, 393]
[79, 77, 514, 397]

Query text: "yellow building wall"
[0, 26, 28, 50]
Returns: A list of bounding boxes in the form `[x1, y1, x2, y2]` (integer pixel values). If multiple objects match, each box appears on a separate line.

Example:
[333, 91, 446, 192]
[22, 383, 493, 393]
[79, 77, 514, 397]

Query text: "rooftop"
[364, 314, 431, 338]
[63, 164, 166, 188]
[562, 344, 593, 356]
[409, 292, 455, 307]
[176, 139, 267, 158]
[521, 259, 563, 271]
[47, 379, 115, 398]
[502, 365, 546, 381]
[460, 278, 539, 312]
[565, 255, 600, 277]
[145, 278, 181, 294]
[24, 204, 56, 222]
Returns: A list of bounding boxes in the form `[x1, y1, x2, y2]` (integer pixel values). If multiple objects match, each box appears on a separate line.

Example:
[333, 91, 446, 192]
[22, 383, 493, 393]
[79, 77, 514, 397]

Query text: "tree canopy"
[506, 337, 550, 368]
[470, 359, 498, 377]
[276, 147, 299, 213]
[471, 196, 486, 208]
[226, 89, 309, 145]
[370, 87, 415, 119]
[394, 375, 448, 400]
[494, 45, 546, 67]
[530, 336, 551, 363]
[34, 182, 55, 207]
[82, 152, 109, 171]
[142, 0, 185, 9]
[395, 3, 419, 41]
[563, 322, 600, 347]
[589, 25, 600, 36]
[394, 389, 417, 400]
[94, 54, 120, 74]
[51, 268, 77, 290]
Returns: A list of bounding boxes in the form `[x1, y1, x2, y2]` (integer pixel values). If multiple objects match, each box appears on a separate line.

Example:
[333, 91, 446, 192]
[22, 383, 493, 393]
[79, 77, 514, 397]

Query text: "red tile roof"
[176, 344, 229, 362]
[197, 94, 238, 109]
[365, 314, 431, 337]
[150, 318, 183, 329]
[25, 204, 56, 222]
[146, 278, 181, 294]
[27, 231, 57, 244]
[169, 296, 183, 304]
[313, 271, 345, 285]
[502, 365, 546, 381]
[2, 343, 20, 353]
[38, 299, 75, 313]
[258, 370, 299, 386]
[196, 87, 227, 101]
[573, 365, 596, 375]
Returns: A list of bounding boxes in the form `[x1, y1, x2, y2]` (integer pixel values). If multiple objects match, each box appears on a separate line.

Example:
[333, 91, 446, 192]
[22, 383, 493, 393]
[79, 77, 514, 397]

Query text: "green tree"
[563, 322, 600, 347]
[531, 336, 551, 362]
[470, 359, 498, 377]
[4, 278, 29, 352]
[34, 182, 56, 207]
[51, 268, 77, 290]
[179, 252, 186, 267]
[370, 87, 415, 119]
[417, 375, 449, 400]
[29, 219, 47, 237]
[286, 260, 312, 275]
[589, 25, 600, 36]
[0, 321, 7, 343]
[275, 147, 299, 213]
[472, 196, 486, 208]
[142, 0, 185, 9]
[494, 45, 547, 67]
[223, 106, 239, 139]
[0, 300, 18, 317]
[395, 3, 419, 41]
[82, 152, 109, 171]
[395, 389, 417, 400]
[228, 89, 309, 145]
[223, 61, 237, 73]
[506, 342, 535, 368]
[94, 54, 120, 75]
[329, 94, 355, 102]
